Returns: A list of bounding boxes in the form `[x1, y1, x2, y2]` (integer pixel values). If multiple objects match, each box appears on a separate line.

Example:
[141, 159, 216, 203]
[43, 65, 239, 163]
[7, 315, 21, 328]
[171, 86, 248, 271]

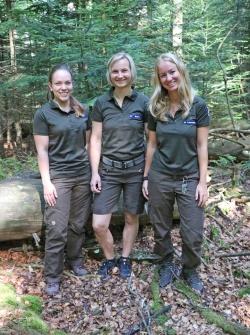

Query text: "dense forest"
[0, 0, 249, 146]
[0, 1, 249, 335]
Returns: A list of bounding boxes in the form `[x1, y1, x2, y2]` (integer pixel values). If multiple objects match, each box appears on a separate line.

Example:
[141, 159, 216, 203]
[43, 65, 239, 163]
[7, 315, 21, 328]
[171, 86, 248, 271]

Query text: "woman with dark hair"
[143, 53, 210, 293]
[89, 52, 148, 280]
[33, 64, 91, 296]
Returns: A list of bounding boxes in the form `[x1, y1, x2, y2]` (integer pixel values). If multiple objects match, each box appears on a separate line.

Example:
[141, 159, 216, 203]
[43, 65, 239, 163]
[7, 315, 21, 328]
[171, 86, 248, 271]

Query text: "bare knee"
[124, 212, 139, 226]
[92, 214, 111, 234]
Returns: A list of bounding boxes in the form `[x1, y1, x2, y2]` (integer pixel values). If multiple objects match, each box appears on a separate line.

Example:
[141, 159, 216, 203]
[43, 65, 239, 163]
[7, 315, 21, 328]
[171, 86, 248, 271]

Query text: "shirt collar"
[49, 100, 74, 114]
[107, 88, 138, 102]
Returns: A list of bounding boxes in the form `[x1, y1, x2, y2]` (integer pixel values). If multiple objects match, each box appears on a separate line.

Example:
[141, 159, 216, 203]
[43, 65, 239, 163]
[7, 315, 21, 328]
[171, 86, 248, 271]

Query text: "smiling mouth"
[167, 82, 177, 87]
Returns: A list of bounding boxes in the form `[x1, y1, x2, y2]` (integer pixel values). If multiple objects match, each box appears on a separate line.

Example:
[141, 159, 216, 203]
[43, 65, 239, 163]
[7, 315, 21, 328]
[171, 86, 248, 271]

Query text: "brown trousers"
[44, 174, 91, 283]
[148, 169, 204, 270]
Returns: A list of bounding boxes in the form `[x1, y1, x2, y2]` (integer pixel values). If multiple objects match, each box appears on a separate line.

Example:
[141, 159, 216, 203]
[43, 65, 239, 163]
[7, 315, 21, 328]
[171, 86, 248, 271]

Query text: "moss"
[0, 282, 19, 308]
[22, 295, 43, 314]
[50, 331, 68, 335]
[20, 311, 49, 334]
[174, 280, 201, 303]
[237, 287, 250, 298]
[174, 280, 250, 335]
[0, 283, 68, 335]
[150, 267, 173, 333]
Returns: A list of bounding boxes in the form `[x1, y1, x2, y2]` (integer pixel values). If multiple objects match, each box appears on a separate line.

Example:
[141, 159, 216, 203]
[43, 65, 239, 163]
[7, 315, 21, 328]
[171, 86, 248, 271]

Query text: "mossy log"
[175, 280, 250, 335]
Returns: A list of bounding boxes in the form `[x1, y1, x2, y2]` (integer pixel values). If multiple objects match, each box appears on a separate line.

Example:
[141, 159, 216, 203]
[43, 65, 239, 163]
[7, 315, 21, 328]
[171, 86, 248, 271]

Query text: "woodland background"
[0, 0, 249, 146]
[0, 1, 249, 335]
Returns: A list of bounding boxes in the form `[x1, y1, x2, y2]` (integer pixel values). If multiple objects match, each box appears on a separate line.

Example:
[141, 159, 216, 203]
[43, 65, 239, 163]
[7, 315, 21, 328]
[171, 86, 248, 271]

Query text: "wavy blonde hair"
[149, 53, 195, 121]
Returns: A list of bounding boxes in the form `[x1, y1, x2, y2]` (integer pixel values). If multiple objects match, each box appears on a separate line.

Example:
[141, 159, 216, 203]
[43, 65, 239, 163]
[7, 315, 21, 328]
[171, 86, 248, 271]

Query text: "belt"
[102, 154, 144, 169]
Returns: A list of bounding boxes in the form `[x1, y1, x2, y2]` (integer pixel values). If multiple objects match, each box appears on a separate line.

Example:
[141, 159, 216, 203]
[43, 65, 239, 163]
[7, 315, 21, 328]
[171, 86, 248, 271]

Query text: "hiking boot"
[71, 264, 88, 277]
[159, 261, 180, 288]
[182, 269, 204, 294]
[98, 258, 116, 279]
[45, 282, 60, 296]
[118, 257, 132, 279]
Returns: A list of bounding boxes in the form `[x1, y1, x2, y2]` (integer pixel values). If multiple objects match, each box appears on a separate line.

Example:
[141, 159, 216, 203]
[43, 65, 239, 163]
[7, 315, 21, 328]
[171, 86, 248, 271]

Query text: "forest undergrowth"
[0, 165, 249, 335]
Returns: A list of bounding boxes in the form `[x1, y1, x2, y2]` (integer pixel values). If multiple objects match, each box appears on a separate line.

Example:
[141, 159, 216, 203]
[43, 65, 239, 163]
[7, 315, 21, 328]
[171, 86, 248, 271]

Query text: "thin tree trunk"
[216, 23, 238, 131]
[172, 0, 183, 55]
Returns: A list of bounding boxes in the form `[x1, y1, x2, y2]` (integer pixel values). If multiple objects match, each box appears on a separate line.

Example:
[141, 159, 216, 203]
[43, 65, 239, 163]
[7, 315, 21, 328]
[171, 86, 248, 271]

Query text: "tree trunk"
[172, 0, 183, 55]
[14, 121, 22, 144]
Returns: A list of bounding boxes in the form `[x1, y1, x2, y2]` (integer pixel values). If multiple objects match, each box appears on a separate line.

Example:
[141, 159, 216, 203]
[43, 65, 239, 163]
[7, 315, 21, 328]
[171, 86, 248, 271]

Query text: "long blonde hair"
[149, 53, 195, 121]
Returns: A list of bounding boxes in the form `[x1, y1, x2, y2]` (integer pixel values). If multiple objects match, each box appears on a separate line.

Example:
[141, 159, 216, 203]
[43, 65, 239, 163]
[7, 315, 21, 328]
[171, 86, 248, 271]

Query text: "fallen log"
[208, 136, 250, 160]
[0, 177, 44, 241]
[0, 176, 153, 242]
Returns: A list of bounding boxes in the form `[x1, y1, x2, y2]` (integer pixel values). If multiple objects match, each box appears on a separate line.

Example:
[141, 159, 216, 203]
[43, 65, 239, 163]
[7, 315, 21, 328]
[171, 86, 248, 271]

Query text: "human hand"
[142, 180, 149, 200]
[90, 173, 102, 193]
[195, 182, 208, 207]
[43, 181, 57, 207]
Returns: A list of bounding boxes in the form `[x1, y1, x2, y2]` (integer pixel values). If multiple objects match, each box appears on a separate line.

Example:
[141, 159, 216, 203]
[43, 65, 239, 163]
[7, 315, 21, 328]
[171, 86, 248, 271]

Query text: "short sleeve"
[91, 99, 103, 122]
[33, 109, 49, 135]
[82, 105, 91, 130]
[147, 112, 157, 131]
[196, 99, 210, 127]
[143, 95, 149, 123]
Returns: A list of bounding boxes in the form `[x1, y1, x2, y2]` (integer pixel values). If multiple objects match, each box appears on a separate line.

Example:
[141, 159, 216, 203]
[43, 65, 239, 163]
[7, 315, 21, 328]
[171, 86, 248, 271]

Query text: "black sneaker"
[118, 257, 132, 279]
[98, 259, 116, 279]
[45, 282, 60, 296]
[182, 269, 204, 294]
[159, 261, 180, 288]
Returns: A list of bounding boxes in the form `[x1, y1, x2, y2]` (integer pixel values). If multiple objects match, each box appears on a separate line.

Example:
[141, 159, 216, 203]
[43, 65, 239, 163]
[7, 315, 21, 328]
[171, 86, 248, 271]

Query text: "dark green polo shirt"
[92, 89, 149, 161]
[148, 96, 210, 175]
[33, 100, 90, 178]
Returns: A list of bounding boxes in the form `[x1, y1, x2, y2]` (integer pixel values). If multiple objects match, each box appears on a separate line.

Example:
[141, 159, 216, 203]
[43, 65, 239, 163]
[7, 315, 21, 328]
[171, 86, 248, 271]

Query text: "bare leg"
[122, 212, 139, 257]
[92, 213, 114, 259]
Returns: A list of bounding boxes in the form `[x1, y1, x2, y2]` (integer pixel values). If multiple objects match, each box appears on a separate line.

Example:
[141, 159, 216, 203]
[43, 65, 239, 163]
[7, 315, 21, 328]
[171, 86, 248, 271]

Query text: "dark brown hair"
[48, 63, 85, 117]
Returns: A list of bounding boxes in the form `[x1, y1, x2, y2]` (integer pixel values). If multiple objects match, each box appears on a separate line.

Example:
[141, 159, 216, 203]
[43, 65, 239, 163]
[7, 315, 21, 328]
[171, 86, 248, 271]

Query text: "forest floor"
[0, 166, 249, 335]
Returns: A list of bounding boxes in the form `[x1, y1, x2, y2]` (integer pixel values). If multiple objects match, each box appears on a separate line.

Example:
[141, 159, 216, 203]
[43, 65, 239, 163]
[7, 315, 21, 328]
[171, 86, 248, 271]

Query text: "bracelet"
[143, 176, 148, 181]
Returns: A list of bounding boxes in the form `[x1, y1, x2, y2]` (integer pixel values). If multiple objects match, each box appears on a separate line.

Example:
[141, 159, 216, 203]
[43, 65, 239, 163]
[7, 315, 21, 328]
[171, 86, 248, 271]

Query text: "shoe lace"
[160, 262, 179, 278]
[100, 260, 114, 272]
[120, 258, 131, 270]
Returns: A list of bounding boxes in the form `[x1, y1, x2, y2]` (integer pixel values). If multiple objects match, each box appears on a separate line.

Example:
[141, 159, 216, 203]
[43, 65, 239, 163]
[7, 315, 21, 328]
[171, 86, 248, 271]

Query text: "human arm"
[89, 121, 102, 193]
[85, 129, 91, 156]
[142, 130, 157, 200]
[144, 122, 148, 139]
[33, 135, 57, 206]
[196, 126, 209, 207]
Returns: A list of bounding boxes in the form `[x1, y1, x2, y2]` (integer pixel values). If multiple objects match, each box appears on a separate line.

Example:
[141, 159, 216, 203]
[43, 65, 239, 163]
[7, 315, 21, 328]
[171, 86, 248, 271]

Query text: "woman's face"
[49, 69, 73, 106]
[110, 58, 132, 89]
[158, 60, 181, 93]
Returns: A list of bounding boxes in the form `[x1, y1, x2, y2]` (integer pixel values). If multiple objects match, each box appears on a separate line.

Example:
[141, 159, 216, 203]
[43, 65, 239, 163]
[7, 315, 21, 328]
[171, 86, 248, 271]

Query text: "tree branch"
[209, 133, 248, 148]
[215, 251, 250, 258]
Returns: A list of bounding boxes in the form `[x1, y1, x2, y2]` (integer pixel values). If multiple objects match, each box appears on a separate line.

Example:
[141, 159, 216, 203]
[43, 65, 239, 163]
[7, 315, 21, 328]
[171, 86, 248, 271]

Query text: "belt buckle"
[121, 161, 127, 169]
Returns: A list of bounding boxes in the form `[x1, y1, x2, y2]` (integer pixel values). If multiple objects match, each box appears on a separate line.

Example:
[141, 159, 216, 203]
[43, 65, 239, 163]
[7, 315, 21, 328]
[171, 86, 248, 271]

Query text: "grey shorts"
[93, 161, 145, 215]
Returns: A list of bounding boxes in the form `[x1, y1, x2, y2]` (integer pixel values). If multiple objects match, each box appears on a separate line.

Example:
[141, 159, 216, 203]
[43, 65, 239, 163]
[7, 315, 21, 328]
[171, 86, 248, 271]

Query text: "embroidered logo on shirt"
[184, 119, 197, 125]
[129, 113, 143, 120]
[80, 114, 88, 120]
